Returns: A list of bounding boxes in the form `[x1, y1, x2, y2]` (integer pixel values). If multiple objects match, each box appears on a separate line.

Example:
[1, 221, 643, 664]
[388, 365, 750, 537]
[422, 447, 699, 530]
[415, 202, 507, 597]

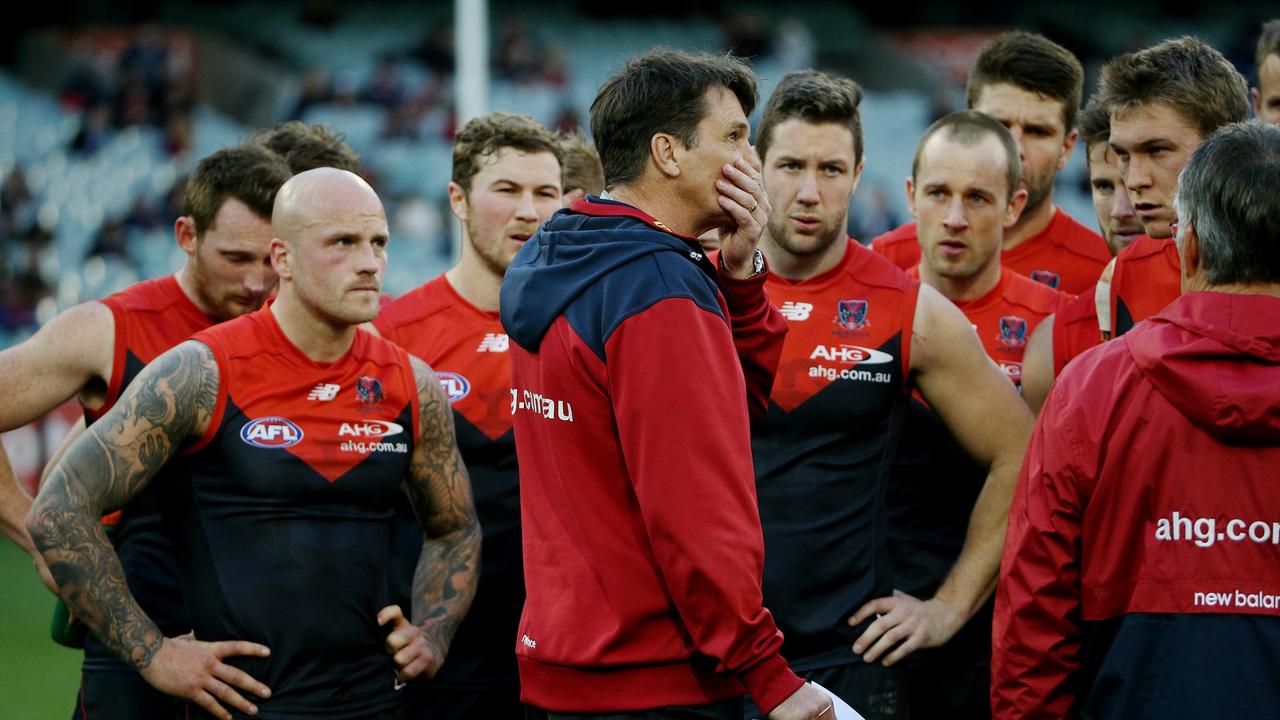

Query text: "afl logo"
[240, 417, 304, 448]
[436, 372, 470, 403]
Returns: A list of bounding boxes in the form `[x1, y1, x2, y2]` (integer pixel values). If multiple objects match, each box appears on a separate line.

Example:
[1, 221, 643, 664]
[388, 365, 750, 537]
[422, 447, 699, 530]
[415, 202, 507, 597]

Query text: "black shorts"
[743, 662, 906, 720]
[526, 697, 744, 720]
[403, 684, 521, 719]
[72, 669, 186, 720]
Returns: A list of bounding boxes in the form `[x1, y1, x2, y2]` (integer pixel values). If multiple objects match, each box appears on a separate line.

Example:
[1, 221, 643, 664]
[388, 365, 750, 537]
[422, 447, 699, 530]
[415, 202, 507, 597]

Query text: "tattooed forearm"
[406, 357, 481, 655]
[26, 341, 219, 670]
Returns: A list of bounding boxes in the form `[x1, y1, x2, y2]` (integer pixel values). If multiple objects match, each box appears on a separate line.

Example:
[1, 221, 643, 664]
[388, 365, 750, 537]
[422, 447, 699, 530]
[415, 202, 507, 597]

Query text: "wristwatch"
[721, 248, 766, 278]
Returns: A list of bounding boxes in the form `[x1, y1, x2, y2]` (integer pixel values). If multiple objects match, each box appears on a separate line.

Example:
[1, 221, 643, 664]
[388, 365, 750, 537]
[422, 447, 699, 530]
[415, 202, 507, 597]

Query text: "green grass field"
[0, 541, 80, 719]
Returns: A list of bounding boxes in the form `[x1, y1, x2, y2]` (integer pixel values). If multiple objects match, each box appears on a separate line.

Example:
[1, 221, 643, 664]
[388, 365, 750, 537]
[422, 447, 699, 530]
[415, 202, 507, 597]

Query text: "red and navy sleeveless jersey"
[887, 269, 1064, 663]
[84, 275, 218, 671]
[1110, 235, 1181, 337]
[163, 307, 418, 718]
[753, 239, 919, 664]
[1053, 289, 1103, 377]
[374, 275, 518, 691]
[871, 208, 1111, 296]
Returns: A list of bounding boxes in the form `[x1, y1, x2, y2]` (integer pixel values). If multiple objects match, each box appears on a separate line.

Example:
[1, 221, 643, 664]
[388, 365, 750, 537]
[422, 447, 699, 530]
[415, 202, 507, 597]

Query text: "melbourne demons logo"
[436, 372, 471, 403]
[240, 417, 304, 448]
[998, 316, 1029, 350]
[1029, 270, 1061, 288]
[836, 299, 869, 330]
[356, 376, 384, 405]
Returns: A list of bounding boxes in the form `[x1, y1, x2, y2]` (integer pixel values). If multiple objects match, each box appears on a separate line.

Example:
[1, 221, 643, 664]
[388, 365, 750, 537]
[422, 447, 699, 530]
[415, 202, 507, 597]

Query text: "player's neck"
[761, 231, 848, 280]
[922, 260, 1002, 304]
[174, 265, 221, 319]
[445, 257, 502, 313]
[1187, 275, 1280, 298]
[1003, 195, 1055, 251]
[609, 182, 701, 238]
[270, 291, 358, 363]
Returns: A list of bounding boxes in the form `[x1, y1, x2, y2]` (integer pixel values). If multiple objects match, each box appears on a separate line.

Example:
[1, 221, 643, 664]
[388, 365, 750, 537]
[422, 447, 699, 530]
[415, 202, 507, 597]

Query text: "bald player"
[28, 168, 481, 720]
[873, 31, 1110, 295]
[1255, 20, 1280, 125]
[0, 145, 292, 719]
[1021, 99, 1145, 413]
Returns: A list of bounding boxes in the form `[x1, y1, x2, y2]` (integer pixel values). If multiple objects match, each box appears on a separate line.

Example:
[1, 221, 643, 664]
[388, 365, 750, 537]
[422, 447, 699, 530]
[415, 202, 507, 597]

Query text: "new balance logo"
[476, 333, 509, 353]
[780, 301, 814, 321]
[307, 383, 340, 401]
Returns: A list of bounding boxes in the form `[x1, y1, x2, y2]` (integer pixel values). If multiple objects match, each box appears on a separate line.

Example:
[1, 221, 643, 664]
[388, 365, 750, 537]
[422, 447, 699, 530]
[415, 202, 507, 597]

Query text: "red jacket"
[993, 291, 1280, 718]
[499, 198, 801, 713]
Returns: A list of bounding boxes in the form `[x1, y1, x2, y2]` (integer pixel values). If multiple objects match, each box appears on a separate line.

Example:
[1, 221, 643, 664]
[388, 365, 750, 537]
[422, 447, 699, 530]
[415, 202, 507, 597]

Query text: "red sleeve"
[716, 269, 788, 419]
[991, 380, 1089, 718]
[605, 298, 803, 713]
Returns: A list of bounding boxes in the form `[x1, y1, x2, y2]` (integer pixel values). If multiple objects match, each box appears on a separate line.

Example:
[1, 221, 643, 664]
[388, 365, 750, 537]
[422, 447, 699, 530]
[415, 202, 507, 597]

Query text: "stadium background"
[0, 1, 1273, 714]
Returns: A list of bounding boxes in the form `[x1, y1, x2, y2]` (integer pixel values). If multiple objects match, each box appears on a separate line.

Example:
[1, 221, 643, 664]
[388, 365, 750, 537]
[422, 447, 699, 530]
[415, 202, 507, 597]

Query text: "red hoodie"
[500, 199, 801, 713]
[993, 291, 1280, 718]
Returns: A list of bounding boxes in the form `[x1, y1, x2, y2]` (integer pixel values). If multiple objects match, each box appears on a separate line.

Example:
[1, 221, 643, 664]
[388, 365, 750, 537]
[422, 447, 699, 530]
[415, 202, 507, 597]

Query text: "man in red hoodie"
[992, 120, 1280, 718]
[500, 50, 830, 719]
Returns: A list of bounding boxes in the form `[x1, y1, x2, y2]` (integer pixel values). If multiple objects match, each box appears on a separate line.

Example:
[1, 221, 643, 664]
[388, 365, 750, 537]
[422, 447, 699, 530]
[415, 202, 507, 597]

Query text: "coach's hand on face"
[716, 148, 772, 280]
[847, 588, 964, 666]
[140, 635, 272, 719]
[380, 604, 444, 683]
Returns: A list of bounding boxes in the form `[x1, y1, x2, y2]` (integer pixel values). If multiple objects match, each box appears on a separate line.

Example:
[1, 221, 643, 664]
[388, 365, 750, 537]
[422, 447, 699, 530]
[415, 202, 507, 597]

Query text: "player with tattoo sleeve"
[28, 168, 481, 720]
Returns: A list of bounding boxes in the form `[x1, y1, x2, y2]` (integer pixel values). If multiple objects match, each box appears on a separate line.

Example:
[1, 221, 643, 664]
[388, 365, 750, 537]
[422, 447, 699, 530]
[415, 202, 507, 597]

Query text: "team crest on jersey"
[436, 371, 471, 403]
[1029, 270, 1061, 288]
[836, 299, 869, 331]
[998, 316, 1029, 351]
[240, 417, 304, 448]
[356, 376, 384, 406]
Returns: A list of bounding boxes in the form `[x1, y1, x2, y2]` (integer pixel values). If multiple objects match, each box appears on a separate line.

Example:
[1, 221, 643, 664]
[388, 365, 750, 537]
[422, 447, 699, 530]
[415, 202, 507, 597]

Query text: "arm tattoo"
[405, 356, 481, 658]
[27, 341, 218, 670]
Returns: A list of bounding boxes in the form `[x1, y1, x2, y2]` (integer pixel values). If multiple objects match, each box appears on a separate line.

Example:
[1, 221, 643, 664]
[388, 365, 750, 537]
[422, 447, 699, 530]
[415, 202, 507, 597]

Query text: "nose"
[942, 196, 967, 231]
[795, 169, 820, 205]
[1008, 127, 1029, 166]
[1123, 154, 1151, 191]
[355, 239, 384, 275]
[515, 191, 539, 222]
[246, 259, 274, 296]
[1112, 180, 1137, 221]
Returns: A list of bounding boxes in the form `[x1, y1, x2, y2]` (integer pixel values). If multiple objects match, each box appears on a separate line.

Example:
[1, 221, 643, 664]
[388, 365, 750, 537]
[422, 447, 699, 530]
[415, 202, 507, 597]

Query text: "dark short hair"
[590, 49, 757, 189]
[757, 69, 864, 164]
[1256, 19, 1280, 72]
[1098, 37, 1250, 139]
[557, 130, 605, 196]
[1174, 121, 1280, 285]
[912, 110, 1022, 200]
[967, 31, 1084, 132]
[451, 112, 561, 193]
[184, 145, 293, 236]
[1078, 97, 1111, 153]
[252, 121, 361, 174]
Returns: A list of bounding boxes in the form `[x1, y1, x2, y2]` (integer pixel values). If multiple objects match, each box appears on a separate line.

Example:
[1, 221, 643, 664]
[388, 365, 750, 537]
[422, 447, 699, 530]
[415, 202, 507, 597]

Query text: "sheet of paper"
[808, 680, 867, 720]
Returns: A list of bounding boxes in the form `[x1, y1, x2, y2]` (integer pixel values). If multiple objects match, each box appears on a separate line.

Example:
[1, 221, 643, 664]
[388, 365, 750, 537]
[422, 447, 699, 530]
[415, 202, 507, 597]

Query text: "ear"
[175, 216, 198, 255]
[650, 133, 681, 179]
[447, 181, 469, 223]
[1253, 87, 1263, 115]
[1178, 220, 1202, 286]
[1004, 187, 1030, 229]
[905, 176, 917, 219]
[269, 237, 292, 281]
[563, 188, 586, 206]
[849, 156, 867, 199]
[1057, 128, 1079, 171]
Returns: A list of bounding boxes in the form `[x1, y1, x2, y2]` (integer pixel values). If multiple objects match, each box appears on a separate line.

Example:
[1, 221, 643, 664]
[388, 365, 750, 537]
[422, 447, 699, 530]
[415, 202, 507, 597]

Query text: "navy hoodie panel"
[501, 202, 725, 358]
